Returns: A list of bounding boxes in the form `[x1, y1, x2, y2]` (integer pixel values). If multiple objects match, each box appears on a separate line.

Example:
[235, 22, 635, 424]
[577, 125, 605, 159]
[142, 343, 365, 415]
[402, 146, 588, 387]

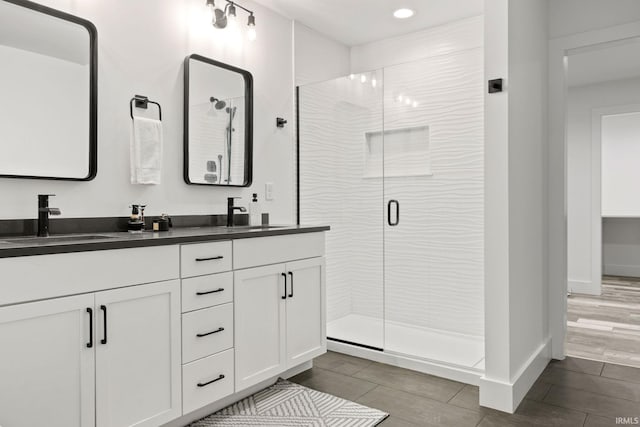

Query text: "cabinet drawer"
[181, 241, 232, 278]
[0, 245, 179, 306]
[182, 303, 233, 363]
[233, 232, 325, 269]
[182, 272, 233, 313]
[182, 348, 234, 415]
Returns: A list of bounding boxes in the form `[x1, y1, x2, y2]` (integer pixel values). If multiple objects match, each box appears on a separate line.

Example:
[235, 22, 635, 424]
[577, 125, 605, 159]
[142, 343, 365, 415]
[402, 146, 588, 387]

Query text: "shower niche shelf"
[363, 125, 433, 178]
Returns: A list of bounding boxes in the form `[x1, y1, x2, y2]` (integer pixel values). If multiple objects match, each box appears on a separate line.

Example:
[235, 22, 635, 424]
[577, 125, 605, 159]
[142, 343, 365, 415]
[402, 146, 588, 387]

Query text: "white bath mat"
[189, 378, 388, 426]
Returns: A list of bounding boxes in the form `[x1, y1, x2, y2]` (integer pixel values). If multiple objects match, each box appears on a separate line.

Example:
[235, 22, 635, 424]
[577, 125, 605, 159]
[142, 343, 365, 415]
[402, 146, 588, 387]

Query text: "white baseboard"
[327, 340, 482, 386]
[479, 338, 551, 413]
[161, 361, 313, 427]
[604, 263, 640, 278]
[568, 279, 601, 295]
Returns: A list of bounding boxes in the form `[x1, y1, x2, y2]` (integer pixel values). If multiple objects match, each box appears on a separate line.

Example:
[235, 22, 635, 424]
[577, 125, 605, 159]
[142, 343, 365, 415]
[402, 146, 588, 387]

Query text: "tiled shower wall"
[299, 18, 484, 339]
[299, 77, 384, 324]
[382, 48, 484, 337]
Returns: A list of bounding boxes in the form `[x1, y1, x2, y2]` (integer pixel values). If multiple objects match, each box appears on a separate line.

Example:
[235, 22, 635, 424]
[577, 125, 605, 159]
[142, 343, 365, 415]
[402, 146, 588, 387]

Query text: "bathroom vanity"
[0, 225, 328, 427]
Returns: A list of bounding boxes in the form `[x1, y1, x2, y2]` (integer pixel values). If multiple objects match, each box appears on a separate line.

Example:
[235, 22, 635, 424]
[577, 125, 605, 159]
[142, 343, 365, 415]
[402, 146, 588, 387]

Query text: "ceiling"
[567, 37, 640, 87]
[252, 0, 484, 46]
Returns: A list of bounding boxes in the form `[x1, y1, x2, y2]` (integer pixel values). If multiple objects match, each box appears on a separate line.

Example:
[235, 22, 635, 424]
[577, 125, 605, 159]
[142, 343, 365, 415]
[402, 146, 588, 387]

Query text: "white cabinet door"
[95, 280, 181, 427]
[234, 264, 286, 391]
[285, 257, 326, 367]
[0, 294, 95, 427]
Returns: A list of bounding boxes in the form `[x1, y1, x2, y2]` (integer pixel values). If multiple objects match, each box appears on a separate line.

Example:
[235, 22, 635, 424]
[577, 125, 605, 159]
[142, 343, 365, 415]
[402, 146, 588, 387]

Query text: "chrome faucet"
[38, 194, 61, 237]
[227, 197, 246, 227]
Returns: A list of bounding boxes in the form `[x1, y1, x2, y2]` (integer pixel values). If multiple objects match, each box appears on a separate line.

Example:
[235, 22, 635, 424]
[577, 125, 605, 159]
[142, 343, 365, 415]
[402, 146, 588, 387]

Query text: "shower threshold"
[327, 314, 485, 370]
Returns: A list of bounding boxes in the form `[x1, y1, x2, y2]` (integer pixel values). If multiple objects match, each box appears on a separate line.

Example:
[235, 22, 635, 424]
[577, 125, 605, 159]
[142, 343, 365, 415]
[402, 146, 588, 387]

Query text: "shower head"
[210, 96, 226, 110]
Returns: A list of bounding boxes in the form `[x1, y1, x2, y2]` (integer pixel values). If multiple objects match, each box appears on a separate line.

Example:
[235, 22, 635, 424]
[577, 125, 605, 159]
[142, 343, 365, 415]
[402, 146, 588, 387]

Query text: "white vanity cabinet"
[0, 294, 96, 427]
[233, 233, 326, 391]
[180, 241, 236, 415]
[95, 280, 182, 427]
[0, 246, 182, 427]
[0, 229, 327, 427]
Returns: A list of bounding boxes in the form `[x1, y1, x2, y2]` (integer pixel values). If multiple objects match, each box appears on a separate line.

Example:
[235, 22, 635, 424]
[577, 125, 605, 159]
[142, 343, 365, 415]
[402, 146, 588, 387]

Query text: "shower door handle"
[387, 200, 399, 226]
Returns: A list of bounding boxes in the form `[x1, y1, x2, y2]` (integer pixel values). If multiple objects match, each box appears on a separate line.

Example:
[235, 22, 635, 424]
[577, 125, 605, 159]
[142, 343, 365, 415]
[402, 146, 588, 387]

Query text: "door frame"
[548, 20, 640, 360]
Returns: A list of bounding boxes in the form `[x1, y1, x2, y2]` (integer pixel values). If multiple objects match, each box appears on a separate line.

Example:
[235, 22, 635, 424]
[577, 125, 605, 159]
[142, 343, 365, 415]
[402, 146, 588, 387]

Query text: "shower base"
[327, 314, 485, 384]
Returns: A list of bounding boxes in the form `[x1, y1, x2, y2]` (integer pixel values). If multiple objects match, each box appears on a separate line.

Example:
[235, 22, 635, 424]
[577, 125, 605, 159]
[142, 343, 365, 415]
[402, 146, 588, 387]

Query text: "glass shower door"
[298, 71, 385, 349]
[383, 50, 486, 369]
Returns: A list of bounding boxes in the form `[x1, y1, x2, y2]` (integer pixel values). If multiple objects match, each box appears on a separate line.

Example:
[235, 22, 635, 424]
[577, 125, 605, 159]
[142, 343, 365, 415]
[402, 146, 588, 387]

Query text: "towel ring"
[130, 95, 162, 121]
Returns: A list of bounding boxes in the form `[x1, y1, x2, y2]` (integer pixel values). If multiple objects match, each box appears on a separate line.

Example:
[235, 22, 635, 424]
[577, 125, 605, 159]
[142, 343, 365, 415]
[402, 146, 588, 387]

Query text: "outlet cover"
[265, 182, 274, 200]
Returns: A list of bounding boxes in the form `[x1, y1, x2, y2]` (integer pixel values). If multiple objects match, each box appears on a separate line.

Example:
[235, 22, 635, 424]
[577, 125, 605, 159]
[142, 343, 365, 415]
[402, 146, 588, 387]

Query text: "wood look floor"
[290, 351, 640, 426]
[567, 275, 640, 368]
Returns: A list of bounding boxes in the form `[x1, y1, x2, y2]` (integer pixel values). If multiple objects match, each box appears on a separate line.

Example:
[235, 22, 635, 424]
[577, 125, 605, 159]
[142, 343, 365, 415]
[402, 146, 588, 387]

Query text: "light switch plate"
[265, 182, 274, 200]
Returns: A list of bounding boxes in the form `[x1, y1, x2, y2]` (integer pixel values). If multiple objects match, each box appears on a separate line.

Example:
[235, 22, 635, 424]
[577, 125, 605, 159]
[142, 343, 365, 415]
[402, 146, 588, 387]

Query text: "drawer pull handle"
[86, 307, 93, 348]
[197, 374, 225, 387]
[100, 305, 107, 345]
[288, 271, 294, 298]
[196, 327, 225, 337]
[196, 288, 225, 296]
[195, 256, 224, 262]
[281, 273, 287, 299]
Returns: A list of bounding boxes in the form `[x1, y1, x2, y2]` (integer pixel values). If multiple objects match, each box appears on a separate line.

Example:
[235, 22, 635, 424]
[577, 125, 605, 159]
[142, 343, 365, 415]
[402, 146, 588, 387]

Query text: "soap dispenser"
[128, 204, 144, 233]
[249, 193, 261, 226]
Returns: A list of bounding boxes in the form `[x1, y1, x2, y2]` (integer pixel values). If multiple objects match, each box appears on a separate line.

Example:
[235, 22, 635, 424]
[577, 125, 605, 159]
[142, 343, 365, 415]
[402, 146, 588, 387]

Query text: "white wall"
[350, 16, 483, 72]
[549, 0, 640, 39]
[602, 111, 640, 216]
[0, 0, 295, 223]
[480, 0, 550, 413]
[567, 78, 640, 292]
[294, 23, 350, 86]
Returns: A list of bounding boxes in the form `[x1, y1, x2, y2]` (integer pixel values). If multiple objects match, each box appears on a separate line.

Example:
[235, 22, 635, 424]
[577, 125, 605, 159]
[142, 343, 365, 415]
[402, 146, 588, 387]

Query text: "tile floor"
[567, 276, 640, 368]
[290, 351, 640, 426]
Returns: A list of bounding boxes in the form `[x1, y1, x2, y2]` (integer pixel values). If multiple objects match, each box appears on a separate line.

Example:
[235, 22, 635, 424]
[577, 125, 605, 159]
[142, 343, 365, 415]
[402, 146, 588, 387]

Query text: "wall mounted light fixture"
[206, 0, 256, 41]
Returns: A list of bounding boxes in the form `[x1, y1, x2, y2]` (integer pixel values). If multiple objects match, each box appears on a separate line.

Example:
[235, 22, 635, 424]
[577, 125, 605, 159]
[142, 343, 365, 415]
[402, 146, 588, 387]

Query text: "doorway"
[564, 37, 640, 367]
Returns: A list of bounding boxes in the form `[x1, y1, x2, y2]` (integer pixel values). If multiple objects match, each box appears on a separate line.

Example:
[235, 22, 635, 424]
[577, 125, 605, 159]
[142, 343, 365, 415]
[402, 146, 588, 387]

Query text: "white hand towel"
[130, 116, 163, 184]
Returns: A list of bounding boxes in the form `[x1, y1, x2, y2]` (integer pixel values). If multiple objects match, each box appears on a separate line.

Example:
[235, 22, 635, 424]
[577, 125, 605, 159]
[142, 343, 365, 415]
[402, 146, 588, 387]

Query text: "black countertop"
[0, 225, 330, 259]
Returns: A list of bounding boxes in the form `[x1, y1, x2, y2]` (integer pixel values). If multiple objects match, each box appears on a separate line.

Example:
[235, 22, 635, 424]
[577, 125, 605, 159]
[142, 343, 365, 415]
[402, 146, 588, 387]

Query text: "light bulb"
[349, 74, 355, 80]
[398, 95, 403, 102]
[206, 0, 216, 23]
[405, 98, 411, 105]
[227, 3, 237, 29]
[247, 13, 256, 41]
[360, 74, 367, 83]
[412, 101, 418, 107]
[371, 78, 377, 88]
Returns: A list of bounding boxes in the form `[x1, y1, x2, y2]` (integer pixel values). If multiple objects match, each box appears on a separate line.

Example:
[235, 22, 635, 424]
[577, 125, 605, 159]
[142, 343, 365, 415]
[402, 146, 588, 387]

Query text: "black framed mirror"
[184, 54, 253, 186]
[0, 0, 98, 180]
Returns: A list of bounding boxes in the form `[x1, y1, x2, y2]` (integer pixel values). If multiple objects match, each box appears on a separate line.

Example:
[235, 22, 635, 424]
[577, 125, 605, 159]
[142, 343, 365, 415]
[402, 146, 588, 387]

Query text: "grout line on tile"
[446, 384, 467, 404]
[349, 361, 374, 377]
[541, 382, 553, 401]
[475, 414, 487, 427]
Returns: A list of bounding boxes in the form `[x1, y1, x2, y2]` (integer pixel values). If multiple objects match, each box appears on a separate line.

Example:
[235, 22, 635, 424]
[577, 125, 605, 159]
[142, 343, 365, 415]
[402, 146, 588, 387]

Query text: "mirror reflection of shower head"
[210, 96, 226, 110]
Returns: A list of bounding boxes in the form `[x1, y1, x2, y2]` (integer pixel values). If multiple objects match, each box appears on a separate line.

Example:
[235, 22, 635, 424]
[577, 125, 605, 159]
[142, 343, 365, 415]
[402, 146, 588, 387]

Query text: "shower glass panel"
[383, 49, 485, 369]
[298, 71, 384, 349]
[298, 48, 484, 372]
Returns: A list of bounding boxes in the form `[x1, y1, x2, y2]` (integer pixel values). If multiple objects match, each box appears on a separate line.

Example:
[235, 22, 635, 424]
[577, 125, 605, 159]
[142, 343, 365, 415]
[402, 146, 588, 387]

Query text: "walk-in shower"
[192, 95, 244, 184]
[297, 47, 485, 375]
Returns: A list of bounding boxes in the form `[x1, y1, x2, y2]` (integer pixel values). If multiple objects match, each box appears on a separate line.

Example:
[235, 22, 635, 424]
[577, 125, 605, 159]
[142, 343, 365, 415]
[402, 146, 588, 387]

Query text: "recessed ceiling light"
[393, 8, 415, 19]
